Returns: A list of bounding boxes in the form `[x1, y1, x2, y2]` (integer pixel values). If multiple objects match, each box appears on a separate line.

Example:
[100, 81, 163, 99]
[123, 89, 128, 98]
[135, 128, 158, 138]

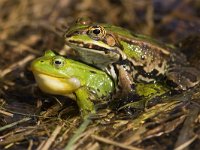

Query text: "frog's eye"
[52, 57, 65, 68]
[88, 25, 106, 40]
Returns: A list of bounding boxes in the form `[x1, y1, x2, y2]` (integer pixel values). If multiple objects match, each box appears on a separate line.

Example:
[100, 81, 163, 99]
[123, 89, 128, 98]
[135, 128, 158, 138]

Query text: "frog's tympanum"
[64, 18, 200, 96]
[31, 50, 114, 117]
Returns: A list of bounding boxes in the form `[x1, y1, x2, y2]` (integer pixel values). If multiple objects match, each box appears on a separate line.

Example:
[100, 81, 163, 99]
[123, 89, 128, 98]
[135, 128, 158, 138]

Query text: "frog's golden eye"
[52, 57, 65, 68]
[88, 25, 106, 40]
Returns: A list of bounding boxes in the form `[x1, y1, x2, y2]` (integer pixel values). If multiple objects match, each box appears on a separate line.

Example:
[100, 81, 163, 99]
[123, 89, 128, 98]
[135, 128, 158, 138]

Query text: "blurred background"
[0, 0, 200, 149]
[0, 0, 200, 69]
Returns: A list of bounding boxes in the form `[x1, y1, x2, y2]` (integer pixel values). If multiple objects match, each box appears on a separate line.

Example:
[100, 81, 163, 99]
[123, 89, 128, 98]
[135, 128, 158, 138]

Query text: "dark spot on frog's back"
[118, 59, 131, 65]
[149, 69, 159, 77]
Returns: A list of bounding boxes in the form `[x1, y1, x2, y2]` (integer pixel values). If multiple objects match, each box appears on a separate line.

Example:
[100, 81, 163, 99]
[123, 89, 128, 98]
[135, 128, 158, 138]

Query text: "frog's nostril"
[74, 31, 80, 35]
[64, 31, 79, 38]
[40, 60, 44, 63]
[64, 32, 70, 38]
[55, 60, 62, 65]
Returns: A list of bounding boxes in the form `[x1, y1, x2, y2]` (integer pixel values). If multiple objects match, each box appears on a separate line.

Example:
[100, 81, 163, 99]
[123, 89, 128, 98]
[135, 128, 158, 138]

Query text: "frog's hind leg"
[75, 87, 95, 118]
[166, 65, 200, 90]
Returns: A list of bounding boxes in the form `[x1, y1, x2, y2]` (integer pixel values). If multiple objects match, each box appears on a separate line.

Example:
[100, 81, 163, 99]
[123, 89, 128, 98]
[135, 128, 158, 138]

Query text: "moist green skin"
[65, 18, 200, 93]
[31, 50, 114, 117]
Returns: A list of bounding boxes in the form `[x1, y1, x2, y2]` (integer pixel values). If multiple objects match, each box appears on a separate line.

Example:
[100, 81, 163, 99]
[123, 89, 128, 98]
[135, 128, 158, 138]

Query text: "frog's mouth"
[32, 70, 81, 96]
[66, 39, 122, 56]
[66, 39, 113, 53]
[66, 40, 121, 65]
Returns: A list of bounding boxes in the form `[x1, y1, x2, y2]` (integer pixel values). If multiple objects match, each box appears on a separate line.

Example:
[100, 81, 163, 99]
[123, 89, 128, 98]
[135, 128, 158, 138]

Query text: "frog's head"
[64, 18, 123, 69]
[31, 50, 81, 96]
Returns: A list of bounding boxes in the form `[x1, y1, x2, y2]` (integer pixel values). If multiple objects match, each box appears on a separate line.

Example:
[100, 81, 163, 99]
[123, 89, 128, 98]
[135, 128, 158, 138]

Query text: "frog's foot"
[118, 100, 145, 110]
[116, 98, 145, 118]
[110, 91, 144, 111]
[166, 66, 200, 90]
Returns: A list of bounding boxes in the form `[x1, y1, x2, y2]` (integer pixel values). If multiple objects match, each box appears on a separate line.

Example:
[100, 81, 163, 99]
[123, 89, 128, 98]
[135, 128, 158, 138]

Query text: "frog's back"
[103, 24, 174, 55]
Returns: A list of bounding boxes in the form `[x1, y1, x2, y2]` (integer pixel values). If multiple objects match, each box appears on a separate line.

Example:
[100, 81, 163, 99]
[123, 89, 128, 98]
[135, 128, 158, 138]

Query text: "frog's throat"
[32, 72, 81, 96]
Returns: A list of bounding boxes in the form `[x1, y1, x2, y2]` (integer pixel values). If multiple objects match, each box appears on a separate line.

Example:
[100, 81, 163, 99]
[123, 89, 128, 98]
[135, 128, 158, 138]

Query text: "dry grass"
[0, 0, 200, 149]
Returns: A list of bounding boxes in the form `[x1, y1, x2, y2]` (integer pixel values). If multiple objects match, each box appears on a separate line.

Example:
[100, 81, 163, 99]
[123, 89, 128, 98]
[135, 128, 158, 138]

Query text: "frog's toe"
[167, 67, 200, 90]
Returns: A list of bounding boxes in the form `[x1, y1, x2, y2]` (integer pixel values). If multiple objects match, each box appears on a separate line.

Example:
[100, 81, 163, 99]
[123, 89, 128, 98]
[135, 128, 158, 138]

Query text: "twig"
[0, 117, 31, 132]
[91, 135, 143, 150]
[174, 135, 198, 150]
[40, 124, 63, 150]
[36, 140, 46, 150]
[0, 109, 13, 117]
[0, 40, 41, 55]
[28, 139, 34, 150]
[0, 54, 35, 78]
[64, 117, 91, 150]
[4, 143, 14, 149]
[175, 103, 199, 149]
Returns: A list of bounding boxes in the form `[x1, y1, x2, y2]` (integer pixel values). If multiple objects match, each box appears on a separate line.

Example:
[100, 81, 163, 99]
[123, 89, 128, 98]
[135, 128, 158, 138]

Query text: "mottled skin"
[64, 18, 200, 95]
[31, 50, 114, 117]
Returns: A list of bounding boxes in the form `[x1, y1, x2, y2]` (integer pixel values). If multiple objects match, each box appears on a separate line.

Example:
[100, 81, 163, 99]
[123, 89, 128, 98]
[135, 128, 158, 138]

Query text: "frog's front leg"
[75, 87, 95, 118]
[115, 63, 136, 95]
[117, 66, 134, 94]
[166, 65, 200, 90]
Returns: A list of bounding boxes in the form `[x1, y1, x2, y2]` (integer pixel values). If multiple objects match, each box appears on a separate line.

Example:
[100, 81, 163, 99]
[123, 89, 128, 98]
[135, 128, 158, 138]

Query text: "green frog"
[31, 50, 114, 117]
[64, 18, 200, 96]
